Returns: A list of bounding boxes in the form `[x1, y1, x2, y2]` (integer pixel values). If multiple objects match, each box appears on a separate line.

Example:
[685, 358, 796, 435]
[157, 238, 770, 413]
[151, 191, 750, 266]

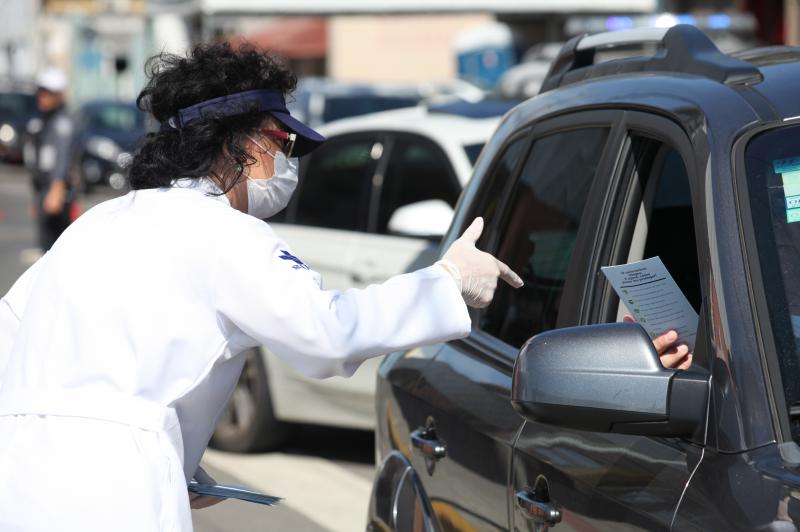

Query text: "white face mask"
[245, 150, 299, 219]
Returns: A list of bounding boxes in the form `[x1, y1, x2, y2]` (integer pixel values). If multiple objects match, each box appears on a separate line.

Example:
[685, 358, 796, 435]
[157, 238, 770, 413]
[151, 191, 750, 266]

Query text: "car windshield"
[0, 92, 36, 117]
[744, 123, 800, 438]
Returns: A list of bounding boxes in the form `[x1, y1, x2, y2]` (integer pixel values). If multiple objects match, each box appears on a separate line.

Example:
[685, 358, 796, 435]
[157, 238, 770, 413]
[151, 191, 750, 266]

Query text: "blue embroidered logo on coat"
[279, 250, 309, 270]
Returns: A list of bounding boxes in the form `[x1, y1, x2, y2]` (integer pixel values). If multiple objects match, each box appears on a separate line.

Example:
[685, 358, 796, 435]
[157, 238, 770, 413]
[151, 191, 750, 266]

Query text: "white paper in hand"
[601, 257, 698, 352]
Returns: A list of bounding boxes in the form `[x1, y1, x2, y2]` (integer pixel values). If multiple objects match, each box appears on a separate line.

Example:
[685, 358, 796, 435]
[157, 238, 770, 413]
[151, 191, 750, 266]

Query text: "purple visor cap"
[269, 110, 326, 157]
[163, 88, 326, 157]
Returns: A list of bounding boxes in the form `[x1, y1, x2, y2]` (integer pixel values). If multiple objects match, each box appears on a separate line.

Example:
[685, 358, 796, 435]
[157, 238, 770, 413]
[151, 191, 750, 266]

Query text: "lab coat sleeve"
[215, 222, 471, 378]
[0, 257, 46, 385]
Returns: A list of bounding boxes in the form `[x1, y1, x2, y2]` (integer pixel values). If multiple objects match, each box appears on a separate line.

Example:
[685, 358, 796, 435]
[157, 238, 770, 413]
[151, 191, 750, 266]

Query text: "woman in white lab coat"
[0, 43, 522, 531]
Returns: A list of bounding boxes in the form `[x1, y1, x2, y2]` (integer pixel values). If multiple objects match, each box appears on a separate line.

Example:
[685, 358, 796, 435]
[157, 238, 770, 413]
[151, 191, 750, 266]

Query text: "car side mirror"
[387, 199, 454, 239]
[511, 322, 709, 439]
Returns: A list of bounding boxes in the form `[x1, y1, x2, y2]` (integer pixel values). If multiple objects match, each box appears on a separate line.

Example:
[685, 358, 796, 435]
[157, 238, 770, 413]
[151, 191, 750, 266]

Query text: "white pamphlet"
[601, 256, 698, 352]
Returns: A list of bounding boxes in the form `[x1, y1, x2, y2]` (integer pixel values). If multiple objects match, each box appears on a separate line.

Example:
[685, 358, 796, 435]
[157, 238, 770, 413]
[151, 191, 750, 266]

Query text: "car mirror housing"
[387, 199, 454, 238]
[511, 322, 709, 439]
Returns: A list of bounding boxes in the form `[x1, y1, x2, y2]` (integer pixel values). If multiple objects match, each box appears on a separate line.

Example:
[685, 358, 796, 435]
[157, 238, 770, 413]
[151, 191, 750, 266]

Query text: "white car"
[211, 103, 508, 452]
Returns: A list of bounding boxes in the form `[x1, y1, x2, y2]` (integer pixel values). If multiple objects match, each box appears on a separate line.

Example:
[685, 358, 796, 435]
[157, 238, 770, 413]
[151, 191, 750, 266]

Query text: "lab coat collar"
[170, 176, 230, 206]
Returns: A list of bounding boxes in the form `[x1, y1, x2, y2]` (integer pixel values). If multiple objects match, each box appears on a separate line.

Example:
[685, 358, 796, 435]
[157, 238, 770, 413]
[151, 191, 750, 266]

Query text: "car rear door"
[404, 111, 622, 530]
[510, 111, 706, 531]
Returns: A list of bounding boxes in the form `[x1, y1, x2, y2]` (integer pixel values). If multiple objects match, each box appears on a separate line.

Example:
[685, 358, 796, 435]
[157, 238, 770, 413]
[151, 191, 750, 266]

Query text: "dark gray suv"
[369, 25, 800, 531]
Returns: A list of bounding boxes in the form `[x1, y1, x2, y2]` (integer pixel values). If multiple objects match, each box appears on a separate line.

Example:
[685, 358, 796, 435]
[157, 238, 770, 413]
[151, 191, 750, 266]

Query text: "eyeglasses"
[259, 129, 296, 158]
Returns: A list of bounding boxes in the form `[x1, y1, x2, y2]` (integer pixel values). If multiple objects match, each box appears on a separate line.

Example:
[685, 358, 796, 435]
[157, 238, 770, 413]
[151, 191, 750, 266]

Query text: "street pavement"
[0, 163, 375, 531]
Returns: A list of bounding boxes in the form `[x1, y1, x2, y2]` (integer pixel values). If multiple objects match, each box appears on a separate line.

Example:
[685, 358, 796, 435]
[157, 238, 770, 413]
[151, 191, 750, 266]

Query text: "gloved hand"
[437, 217, 524, 308]
[189, 465, 225, 510]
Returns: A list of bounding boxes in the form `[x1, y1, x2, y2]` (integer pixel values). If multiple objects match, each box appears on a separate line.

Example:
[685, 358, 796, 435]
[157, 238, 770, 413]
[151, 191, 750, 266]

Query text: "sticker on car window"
[772, 157, 800, 223]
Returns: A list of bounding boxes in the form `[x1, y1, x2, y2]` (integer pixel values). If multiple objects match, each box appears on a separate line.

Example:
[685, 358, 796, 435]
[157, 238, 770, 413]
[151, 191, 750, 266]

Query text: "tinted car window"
[294, 136, 382, 231]
[480, 127, 609, 347]
[744, 124, 800, 439]
[375, 136, 460, 234]
[0, 92, 36, 117]
[469, 136, 527, 251]
[464, 143, 485, 165]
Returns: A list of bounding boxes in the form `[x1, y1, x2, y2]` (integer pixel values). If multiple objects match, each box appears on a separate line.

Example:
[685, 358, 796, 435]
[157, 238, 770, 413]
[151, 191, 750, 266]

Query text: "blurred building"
[0, 0, 41, 81]
[7, 0, 797, 106]
[153, 0, 658, 87]
[21, 0, 150, 104]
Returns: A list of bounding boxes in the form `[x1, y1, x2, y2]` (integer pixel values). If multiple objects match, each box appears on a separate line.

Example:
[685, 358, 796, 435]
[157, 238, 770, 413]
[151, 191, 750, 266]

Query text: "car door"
[511, 112, 706, 531]
[350, 132, 462, 287]
[407, 111, 621, 531]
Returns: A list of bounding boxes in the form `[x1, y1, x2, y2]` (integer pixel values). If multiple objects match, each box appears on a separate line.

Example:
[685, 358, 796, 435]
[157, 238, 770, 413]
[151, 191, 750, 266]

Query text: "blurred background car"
[73, 100, 148, 191]
[286, 77, 424, 129]
[210, 100, 515, 452]
[0, 85, 38, 164]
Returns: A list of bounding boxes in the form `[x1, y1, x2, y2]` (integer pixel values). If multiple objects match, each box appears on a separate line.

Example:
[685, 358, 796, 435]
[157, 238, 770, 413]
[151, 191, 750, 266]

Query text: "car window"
[598, 132, 700, 357]
[468, 136, 528, 252]
[293, 136, 383, 231]
[0, 92, 36, 117]
[744, 124, 800, 438]
[375, 136, 460, 234]
[463, 143, 485, 165]
[640, 146, 700, 309]
[480, 127, 610, 348]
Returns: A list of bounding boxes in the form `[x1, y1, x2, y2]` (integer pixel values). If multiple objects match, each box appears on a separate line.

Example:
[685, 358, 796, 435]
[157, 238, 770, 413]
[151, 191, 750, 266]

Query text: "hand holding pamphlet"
[601, 256, 698, 352]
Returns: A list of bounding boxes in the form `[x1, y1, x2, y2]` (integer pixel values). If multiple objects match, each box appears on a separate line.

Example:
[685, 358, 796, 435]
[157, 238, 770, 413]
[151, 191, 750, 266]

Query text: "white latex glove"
[189, 465, 225, 510]
[437, 217, 524, 308]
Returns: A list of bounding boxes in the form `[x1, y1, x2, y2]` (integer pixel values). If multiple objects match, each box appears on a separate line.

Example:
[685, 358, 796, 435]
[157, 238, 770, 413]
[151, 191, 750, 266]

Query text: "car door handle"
[515, 490, 561, 526]
[410, 427, 447, 460]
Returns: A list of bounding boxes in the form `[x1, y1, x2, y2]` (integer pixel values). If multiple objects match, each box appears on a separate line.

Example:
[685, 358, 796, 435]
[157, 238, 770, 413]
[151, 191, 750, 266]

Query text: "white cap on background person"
[36, 67, 68, 93]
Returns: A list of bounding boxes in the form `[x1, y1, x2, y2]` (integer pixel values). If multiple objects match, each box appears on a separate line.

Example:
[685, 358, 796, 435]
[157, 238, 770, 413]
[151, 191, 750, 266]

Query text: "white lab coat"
[0, 179, 471, 531]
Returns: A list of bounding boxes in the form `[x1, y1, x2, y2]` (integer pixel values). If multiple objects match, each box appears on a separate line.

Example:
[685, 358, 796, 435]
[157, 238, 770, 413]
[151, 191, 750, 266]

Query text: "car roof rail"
[539, 24, 763, 94]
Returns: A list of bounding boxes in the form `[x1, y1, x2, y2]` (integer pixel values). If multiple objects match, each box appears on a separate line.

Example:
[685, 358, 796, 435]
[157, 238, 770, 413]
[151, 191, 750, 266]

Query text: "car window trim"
[366, 134, 396, 234]
[731, 119, 798, 444]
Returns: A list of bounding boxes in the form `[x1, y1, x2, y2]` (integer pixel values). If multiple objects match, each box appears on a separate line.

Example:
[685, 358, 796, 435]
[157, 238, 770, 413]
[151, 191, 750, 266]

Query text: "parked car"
[73, 100, 148, 190]
[0, 86, 38, 163]
[210, 103, 509, 452]
[369, 25, 800, 531]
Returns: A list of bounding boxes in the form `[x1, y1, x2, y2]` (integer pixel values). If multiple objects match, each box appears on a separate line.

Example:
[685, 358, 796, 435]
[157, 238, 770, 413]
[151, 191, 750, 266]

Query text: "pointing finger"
[496, 258, 523, 288]
[460, 217, 484, 244]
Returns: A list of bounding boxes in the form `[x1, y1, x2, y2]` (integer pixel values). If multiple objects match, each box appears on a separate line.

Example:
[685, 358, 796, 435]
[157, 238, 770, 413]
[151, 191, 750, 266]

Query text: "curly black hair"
[128, 42, 296, 191]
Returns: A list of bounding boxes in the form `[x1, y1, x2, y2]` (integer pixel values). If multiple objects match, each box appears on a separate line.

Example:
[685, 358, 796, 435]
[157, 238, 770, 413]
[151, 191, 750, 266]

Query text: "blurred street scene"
[0, 0, 795, 530]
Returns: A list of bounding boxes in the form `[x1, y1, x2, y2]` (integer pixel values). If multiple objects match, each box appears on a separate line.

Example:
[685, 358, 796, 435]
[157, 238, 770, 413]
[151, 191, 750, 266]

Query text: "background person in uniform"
[23, 67, 78, 251]
[0, 43, 522, 531]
